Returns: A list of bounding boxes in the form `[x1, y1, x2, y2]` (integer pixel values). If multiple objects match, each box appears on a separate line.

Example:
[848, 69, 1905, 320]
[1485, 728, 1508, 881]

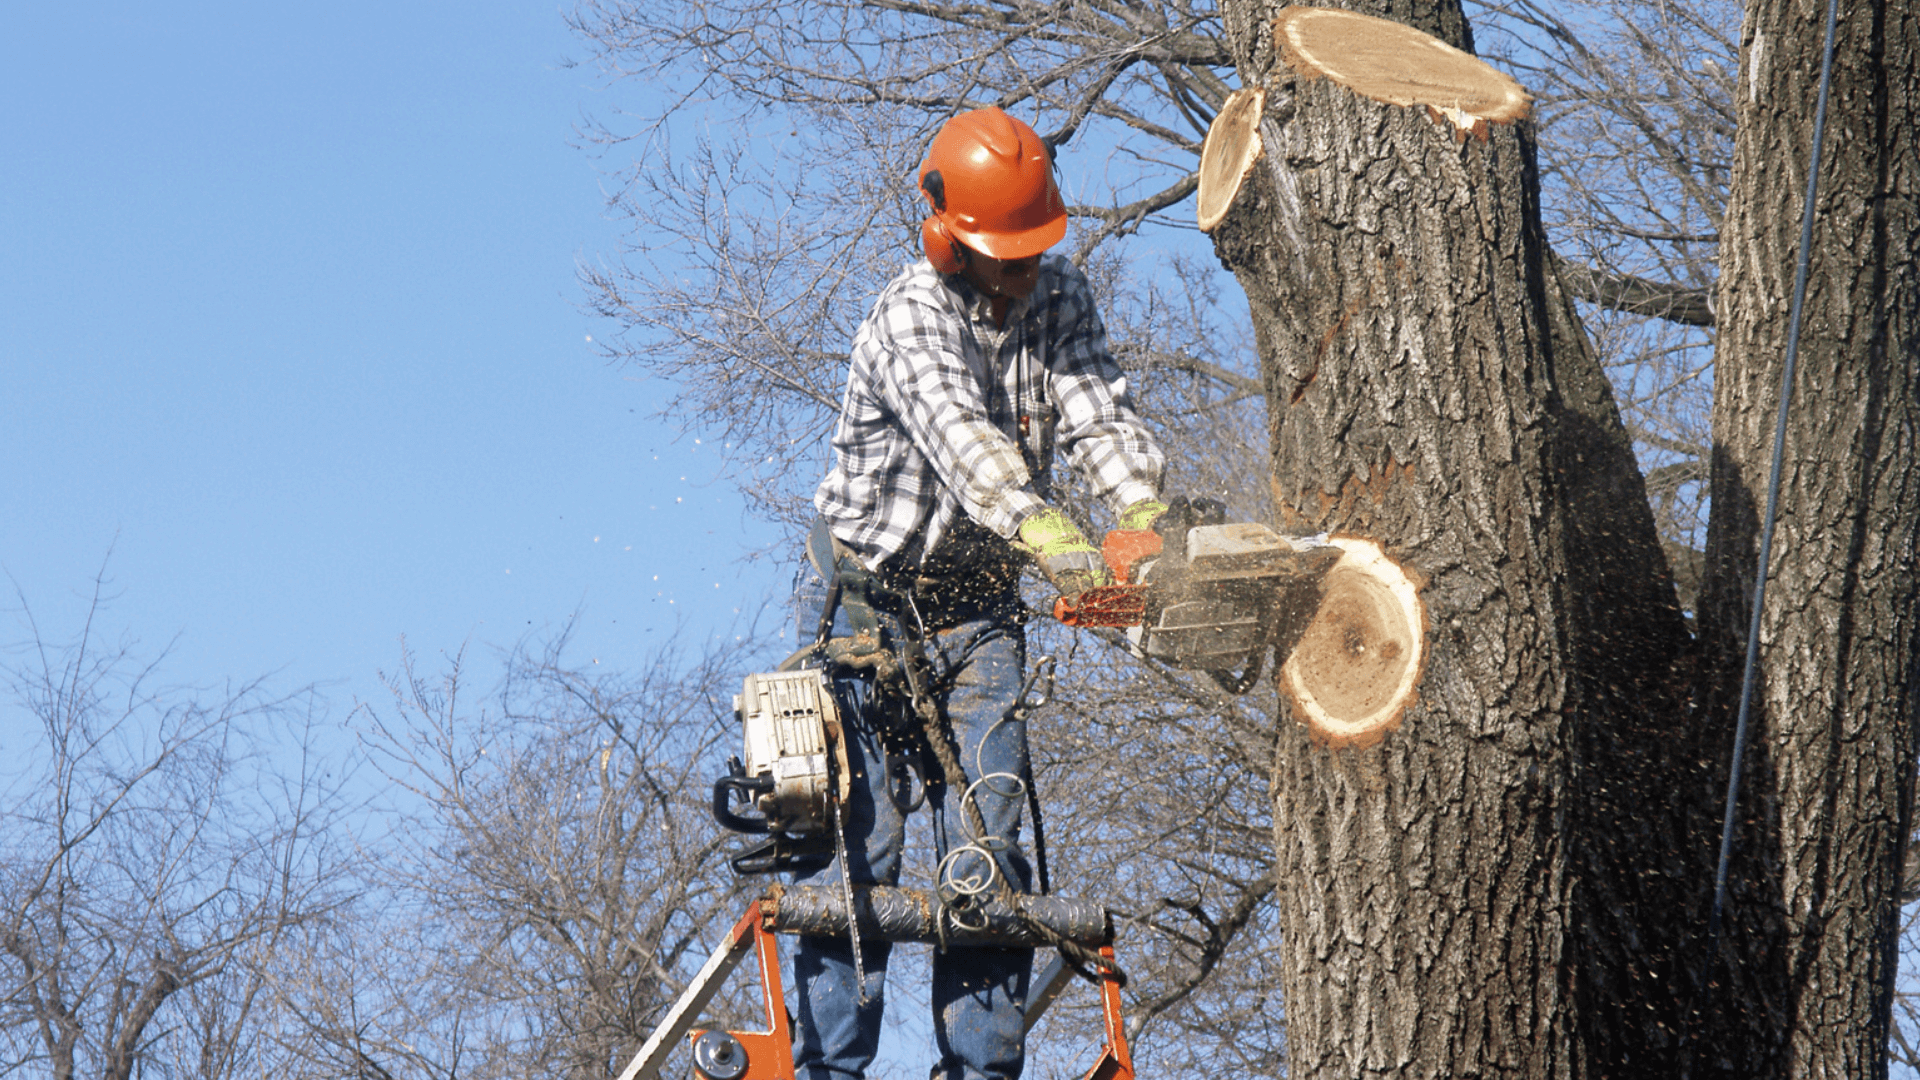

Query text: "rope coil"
[895, 638, 1125, 985]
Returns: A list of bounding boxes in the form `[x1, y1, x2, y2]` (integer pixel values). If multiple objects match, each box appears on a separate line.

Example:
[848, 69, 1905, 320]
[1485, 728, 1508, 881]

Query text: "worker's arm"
[1040, 262, 1166, 514]
[865, 293, 1114, 597]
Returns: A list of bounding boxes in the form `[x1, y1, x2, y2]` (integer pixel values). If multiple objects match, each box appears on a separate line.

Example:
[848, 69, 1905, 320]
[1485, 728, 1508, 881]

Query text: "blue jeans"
[790, 566, 1034, 1080]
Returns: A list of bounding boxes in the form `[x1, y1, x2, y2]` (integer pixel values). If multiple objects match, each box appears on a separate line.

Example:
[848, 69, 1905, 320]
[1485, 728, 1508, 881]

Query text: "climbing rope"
[934, 698, 1045, 922]
[1705, 0, 1843, 969]
[889, 630, 1124, 985]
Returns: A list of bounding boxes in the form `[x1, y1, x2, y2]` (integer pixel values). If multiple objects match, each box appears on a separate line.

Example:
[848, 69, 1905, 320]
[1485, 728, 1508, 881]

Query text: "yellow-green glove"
[1117, 498, 1169, 532]
[1015, 507, 1112, 599]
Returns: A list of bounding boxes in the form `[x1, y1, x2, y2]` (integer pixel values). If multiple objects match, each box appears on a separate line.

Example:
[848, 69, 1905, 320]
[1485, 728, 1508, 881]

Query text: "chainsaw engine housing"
[714, 670, 841, 841]
[1128, 522, 1341, 673]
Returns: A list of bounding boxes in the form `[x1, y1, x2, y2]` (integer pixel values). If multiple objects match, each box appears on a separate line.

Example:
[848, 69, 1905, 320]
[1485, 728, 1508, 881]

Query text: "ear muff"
[918, 167, 966, 274]
[921, 216, 966, 275]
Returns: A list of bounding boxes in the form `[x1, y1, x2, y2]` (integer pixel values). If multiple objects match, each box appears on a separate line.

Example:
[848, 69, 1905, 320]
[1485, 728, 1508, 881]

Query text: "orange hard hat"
[918, 108, 1067, 270]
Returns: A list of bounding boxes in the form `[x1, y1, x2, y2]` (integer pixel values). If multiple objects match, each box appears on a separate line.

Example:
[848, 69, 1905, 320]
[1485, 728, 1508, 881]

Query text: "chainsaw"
[711, 669, 851, 874]
[1054, 499, 1345, 694]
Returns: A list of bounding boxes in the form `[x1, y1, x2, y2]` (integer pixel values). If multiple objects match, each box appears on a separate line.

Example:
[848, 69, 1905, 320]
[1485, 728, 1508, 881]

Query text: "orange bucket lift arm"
[614, 905, 791, 1080]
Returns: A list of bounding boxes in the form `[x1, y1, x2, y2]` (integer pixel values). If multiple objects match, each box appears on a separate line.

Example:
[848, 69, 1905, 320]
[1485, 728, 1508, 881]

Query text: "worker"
[793, 106, 1167, 1080]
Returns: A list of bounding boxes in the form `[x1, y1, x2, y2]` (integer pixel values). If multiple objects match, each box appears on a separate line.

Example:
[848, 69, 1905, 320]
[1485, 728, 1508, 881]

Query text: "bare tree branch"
[1555, 254, 1714, 327]
[0, 586, 352, 1080]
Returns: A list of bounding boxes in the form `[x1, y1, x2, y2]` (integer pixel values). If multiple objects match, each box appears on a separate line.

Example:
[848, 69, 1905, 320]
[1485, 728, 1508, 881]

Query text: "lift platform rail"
[613, 885, 1133, 1080]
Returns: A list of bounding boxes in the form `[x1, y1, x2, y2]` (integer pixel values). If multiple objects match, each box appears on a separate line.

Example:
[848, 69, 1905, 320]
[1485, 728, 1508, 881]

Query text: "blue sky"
[2, 2, 786, 713]
[0, 11, 1187, 1071]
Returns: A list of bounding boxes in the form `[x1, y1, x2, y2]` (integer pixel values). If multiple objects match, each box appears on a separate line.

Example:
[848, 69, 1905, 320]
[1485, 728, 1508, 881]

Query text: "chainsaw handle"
[1100, 529, 1162, 584]
[712, 770, 774, 835]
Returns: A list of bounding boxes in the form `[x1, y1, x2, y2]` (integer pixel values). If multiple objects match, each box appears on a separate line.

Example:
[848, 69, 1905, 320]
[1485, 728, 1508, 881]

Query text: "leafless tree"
[566, 0, 1304, 1053]
[0, 588, 353, 1080]
[554, 0, 1544, 1071]
[263, 631, 769, 1080]
[569, 0, 1246, 526]
[567, 0, 1722, 525]
[556, 0, 1401, 1068]
[1481, 1, 1920, 1066]
[1199, 0, 1918, 1069]
[570, 0, 1920, 1072]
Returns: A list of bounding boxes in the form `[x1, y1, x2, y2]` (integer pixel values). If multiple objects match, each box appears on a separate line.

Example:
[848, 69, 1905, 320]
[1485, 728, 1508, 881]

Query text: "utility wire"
[1705, 0, 1843, 967]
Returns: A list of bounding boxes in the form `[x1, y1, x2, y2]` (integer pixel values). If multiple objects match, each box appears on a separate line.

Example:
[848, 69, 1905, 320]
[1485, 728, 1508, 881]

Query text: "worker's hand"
[1015, 507, 1112, 600]
[1117, 498, 1169, 532]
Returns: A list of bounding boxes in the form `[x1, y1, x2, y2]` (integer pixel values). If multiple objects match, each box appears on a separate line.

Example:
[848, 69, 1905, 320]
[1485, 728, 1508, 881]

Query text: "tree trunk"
[1210, 1, 1688, 1075]
[1212, 0, 1920, 1073]
[1693, 0, 1920, 1073]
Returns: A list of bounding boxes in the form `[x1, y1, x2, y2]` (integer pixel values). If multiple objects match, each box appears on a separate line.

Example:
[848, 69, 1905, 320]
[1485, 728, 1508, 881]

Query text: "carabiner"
[1016, 655, 1058, 713]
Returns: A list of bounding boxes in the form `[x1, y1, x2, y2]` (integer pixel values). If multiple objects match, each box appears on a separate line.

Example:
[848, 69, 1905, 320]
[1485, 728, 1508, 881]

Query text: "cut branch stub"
[1281, 538, 1425, 748]
[1196, 86, 1267, 233]
[1274, 6, 1530, 137]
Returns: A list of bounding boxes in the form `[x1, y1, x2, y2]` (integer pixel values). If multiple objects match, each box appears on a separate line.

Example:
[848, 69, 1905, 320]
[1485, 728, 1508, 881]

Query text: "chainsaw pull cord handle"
[885, 750, 929, 815]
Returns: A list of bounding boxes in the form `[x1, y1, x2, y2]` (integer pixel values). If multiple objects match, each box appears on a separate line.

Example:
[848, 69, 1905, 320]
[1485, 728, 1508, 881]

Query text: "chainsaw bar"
[1053, 584, 1148, 627]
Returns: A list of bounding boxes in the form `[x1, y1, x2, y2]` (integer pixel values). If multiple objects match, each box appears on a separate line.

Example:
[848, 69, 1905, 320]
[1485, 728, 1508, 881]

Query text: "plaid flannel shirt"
[814, 254, 1165, 571]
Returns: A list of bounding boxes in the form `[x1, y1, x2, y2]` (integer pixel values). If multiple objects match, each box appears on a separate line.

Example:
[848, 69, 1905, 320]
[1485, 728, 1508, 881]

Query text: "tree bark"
[1210, 2, 1688, 1075]
[104, 963, 182, 1080]
[1212, 0, 1920, 1073]
[1693, 0, 1920, 1073]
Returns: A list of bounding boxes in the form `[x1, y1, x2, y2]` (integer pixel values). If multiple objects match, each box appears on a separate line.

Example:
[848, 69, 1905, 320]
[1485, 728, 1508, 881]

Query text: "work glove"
[1116, 498, 1169, 532]
[1015, 507, 1111, 600]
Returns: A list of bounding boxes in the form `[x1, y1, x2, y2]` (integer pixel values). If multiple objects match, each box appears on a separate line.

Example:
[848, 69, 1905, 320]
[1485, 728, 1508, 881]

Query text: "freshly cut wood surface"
[1196, 85, 1266, 233]
[1281, 538, 1425, 748]
[1275, 6, 1529, 130]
